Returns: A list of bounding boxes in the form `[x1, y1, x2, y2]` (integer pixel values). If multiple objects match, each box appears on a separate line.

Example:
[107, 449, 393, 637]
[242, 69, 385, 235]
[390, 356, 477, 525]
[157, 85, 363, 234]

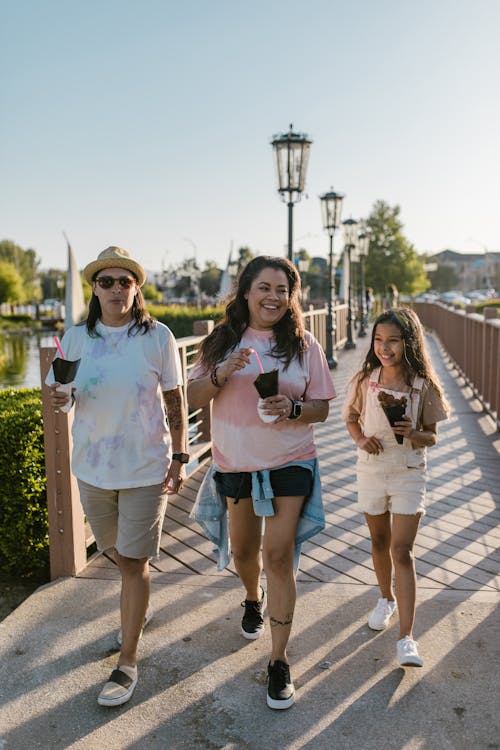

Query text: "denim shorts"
[214, 466, 313, 501]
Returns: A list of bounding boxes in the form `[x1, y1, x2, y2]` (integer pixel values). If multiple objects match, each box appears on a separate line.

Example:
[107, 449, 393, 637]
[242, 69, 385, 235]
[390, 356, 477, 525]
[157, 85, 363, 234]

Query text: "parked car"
[414, 292, 439, 303]
[439, 291, 471, 306]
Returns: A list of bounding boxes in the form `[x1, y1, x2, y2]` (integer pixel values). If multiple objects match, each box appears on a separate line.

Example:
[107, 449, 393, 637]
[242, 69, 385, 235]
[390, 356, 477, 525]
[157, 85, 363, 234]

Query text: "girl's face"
[373, 322, 405, 367]
[245, 267, 290, 330]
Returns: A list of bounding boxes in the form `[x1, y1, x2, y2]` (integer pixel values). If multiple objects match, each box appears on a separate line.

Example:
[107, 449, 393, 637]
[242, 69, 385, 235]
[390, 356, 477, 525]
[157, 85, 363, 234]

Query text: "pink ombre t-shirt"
[189, 327, 336, 472]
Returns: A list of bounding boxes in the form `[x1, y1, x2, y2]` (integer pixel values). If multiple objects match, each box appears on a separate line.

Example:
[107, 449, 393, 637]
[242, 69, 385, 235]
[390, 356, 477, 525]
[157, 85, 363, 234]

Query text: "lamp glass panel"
[321, 194, 343, 231]
[343, 220, 358, 246]
[274, 139, 310, 196]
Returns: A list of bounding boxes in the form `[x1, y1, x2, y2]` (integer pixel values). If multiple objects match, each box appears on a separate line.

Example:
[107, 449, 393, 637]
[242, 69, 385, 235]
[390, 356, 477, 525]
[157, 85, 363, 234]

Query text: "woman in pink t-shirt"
[188, 256, 336, 710]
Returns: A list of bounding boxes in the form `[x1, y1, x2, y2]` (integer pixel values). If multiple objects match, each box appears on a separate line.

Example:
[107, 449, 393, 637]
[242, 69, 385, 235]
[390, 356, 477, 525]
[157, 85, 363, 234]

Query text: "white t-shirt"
[47, 320, 183, 489]
[189, 327, 336, 472]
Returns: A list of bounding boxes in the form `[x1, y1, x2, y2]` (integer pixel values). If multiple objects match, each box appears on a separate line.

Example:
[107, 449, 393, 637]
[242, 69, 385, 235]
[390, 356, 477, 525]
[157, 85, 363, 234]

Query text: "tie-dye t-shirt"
[189, 327, 336, 472]
[48, 320, 183, 489]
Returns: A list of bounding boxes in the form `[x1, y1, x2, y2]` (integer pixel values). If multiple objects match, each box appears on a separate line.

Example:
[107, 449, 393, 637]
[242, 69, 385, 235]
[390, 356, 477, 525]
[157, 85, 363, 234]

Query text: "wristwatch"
[172, 452, 190, 464]
[288, 399, 303, 420]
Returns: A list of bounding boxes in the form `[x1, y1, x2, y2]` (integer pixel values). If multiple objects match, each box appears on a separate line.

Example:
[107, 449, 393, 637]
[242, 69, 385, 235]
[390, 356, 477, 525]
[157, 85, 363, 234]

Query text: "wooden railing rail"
[302, 303, 349, 350]
[414, 302, 500, 429]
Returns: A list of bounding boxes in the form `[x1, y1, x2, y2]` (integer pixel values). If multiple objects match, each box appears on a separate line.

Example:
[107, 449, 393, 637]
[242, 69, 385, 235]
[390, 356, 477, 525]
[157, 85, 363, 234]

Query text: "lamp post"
[342, 217, 359, 350]
[357, 228, 370, 337]
[271, 124, 312, 262]
[320, 189, 344, 368]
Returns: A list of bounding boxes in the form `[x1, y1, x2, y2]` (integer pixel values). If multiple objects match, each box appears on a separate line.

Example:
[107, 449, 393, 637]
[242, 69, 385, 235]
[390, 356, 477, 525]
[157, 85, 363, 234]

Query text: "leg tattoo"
[270, 612, 293, 627]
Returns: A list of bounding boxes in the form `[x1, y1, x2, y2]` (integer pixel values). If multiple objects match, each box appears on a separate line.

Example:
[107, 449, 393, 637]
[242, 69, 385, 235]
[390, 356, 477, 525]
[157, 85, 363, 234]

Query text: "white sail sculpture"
[218, 245, 238, 301]
[63, 234, 86, 329]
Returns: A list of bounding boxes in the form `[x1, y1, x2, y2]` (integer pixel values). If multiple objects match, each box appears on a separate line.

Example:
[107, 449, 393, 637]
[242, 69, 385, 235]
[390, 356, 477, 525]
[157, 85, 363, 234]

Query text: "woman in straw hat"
[47, 246, 188, 707]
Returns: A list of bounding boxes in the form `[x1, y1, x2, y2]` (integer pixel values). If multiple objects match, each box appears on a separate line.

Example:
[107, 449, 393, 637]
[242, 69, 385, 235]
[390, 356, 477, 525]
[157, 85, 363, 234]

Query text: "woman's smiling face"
[245, 267, 290, 330]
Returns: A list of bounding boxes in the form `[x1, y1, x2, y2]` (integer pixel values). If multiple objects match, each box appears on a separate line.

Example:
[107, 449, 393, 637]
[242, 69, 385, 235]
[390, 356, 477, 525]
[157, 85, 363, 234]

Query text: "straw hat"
[83, 246, 147, 287]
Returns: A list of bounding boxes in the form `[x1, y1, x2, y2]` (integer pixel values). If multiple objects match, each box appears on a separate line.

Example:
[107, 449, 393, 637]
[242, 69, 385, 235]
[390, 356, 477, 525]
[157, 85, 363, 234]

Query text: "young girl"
[342, 308, 449, 667]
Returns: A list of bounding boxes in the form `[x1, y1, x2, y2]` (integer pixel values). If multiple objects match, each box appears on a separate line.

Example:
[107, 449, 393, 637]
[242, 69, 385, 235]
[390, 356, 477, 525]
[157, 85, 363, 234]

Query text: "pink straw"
[248, 348, 264, 374]
[53, 336, 65, 359]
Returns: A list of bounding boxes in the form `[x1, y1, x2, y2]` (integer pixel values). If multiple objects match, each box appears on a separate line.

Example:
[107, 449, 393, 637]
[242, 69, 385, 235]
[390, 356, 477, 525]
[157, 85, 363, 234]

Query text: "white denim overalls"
[356, 368, 427, 515]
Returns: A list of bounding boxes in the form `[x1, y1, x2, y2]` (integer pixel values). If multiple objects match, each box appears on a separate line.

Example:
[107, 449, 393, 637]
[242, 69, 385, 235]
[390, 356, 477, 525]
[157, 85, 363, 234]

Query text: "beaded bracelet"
[210, 367, 227, 388]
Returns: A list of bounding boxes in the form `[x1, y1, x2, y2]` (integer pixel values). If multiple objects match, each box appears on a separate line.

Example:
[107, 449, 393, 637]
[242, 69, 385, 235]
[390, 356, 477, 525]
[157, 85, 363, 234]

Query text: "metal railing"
[414, 302, 500, 429]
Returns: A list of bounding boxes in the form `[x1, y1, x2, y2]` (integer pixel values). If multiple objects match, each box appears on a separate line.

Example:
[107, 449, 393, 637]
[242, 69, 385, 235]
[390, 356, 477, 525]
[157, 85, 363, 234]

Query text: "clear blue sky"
[2, 0, 499, 274]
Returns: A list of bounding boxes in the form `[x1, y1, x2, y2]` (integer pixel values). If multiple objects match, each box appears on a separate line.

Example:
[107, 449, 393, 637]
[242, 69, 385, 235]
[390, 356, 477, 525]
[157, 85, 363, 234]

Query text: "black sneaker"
[241, 586, 266, 640]
[267, 660, 295, 709]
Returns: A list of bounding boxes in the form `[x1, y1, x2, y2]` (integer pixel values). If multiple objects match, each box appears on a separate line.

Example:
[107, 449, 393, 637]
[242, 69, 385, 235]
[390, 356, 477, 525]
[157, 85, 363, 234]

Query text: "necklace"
[106, 328, 129, 350]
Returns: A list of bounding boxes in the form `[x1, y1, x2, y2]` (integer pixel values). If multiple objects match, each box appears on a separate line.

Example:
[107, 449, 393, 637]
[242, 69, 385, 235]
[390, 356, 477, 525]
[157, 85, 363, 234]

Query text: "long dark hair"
[197, 255, 306, 369]
[357, 307, 448, 405]
[84, 272, 156, 337]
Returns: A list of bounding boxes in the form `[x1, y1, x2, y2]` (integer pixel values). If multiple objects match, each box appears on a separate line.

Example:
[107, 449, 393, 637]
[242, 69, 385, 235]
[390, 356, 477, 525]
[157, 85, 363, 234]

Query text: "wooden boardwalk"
[81, 333, 500, 594]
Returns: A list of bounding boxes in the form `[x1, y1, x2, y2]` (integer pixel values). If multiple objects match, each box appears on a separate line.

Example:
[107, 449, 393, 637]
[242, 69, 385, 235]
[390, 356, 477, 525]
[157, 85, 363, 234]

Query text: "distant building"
[428, 249, 500, 291]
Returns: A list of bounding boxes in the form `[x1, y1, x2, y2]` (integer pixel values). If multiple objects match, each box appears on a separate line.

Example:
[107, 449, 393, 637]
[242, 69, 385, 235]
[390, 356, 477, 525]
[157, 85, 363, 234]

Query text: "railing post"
[192, 320, 214, 443]
[40, 347, 87, 580]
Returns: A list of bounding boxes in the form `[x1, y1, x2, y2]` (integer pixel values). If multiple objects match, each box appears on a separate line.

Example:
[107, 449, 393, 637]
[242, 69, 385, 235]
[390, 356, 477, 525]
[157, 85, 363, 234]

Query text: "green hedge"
[474, 299, 500, 314]
[0, 388, 49, 578]
[150, 304, 224, 338]
[0, 314, 41, 330]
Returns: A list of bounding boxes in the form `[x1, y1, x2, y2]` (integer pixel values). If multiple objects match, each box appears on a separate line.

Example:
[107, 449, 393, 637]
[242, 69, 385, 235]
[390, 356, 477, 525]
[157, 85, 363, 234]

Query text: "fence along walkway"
[81, 332, 500, 594]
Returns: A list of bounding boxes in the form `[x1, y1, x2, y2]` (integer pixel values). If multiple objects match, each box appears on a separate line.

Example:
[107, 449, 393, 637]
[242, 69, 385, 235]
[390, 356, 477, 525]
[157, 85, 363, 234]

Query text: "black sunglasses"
[95, 275, 136, 289]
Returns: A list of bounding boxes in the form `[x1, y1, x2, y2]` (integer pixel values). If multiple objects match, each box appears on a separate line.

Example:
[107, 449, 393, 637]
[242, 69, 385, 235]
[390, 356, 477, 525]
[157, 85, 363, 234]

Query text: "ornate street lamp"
[342, 217, 359, 350]
[271, 124, 312, 262]
[357, 226, 370, 337]
[320, 188, 344, 368]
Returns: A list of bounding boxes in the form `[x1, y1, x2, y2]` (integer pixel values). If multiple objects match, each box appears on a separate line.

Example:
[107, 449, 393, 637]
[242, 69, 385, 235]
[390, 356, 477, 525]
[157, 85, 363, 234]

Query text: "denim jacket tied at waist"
[189, 459, 325, 572]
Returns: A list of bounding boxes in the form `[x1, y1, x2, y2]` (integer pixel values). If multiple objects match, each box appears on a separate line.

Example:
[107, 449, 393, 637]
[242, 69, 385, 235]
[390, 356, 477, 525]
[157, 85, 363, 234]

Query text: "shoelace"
[400, 638, 418, 653]
[270, 661, 290, 683]
[241, 600, 263, 622]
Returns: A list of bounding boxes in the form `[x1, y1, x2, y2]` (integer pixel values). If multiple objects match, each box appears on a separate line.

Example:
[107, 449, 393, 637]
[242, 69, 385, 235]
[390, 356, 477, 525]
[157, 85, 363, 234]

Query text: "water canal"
[0, 331, 55, 389]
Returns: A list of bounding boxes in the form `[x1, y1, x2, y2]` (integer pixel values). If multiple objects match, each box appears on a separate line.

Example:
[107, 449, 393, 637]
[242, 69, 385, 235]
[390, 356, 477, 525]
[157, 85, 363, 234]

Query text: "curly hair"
[197, 255, 306, 369]
[84, 272, 156, 337]
[357, 307, 448, 405]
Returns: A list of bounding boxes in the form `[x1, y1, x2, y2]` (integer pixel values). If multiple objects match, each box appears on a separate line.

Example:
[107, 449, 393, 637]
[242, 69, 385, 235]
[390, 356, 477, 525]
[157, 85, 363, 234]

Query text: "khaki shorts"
[356, 455, 426, 516]
[77, 479, 168, 559]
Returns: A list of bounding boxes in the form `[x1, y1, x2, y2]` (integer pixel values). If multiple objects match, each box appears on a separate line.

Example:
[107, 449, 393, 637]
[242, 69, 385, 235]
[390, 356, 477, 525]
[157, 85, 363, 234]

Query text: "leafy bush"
[0, 388, 49, 578]
[150, 304, 224, 338]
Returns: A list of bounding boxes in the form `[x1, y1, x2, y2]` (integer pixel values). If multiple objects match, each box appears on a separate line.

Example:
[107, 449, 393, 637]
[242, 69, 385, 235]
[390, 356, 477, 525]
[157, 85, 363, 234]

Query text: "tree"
[200, 261, 222, 297]
[365, 201, 429, 296]
[39, 269, 65, 301]
[0, 261, 25, 304]
[236, 246, 254, 271]
[0, 240, 41, 301]
[142, 283, 162, 302]
[427, 264, 459, 292]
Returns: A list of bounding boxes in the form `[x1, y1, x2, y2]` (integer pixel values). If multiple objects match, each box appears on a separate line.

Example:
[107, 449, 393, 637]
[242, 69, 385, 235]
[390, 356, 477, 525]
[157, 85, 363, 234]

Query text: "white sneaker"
[116, 608, 152, 647]
[368, 598, 397, 630]
[397, 636, 423, 667]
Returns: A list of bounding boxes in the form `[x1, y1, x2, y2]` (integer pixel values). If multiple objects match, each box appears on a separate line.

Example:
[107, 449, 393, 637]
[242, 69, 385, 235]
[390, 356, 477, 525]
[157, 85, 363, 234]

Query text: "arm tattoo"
[270, 613, 293, 628]
[163, 388, 184, 432]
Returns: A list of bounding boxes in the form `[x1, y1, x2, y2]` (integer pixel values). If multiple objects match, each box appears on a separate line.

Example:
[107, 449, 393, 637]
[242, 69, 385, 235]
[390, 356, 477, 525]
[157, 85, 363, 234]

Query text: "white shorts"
[356, 452, 426, 516]
[77, 479, 168, 559]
